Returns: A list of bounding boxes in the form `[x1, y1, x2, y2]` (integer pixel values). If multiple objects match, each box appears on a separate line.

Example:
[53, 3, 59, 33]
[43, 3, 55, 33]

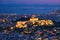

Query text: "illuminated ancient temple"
[16, 15, 54, 28]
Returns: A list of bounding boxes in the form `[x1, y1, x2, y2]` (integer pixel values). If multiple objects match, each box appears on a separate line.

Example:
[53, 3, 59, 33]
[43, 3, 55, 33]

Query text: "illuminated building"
[38, 20, 54, 26]
[16, 21, 27, 28]
[16, 15, 54, 28]
[38, 38, 42, 40]
[30, 15, 38, 25]
[30, 18, 38, 21]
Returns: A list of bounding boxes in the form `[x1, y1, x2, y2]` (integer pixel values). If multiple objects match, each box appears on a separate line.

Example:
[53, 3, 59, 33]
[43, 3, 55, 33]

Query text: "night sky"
[0, 0, 60, 5]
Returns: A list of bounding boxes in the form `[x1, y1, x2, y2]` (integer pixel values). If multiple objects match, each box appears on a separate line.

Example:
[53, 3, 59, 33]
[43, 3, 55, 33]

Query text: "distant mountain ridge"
[49, 10, 60, 14]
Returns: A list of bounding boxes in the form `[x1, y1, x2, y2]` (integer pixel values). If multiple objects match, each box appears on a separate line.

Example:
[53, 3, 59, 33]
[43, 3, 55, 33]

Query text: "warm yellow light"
[16, 15, 54, 27]
[38, 38, 42, 40]
[30, 18, 38, 21]
[2, 19, 6, 22]
[10, 27, 14, 30]
[16, 21, 27, 28]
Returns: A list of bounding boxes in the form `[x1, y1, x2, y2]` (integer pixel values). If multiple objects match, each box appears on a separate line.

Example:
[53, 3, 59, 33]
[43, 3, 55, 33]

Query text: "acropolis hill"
[16, 15, 54, 28]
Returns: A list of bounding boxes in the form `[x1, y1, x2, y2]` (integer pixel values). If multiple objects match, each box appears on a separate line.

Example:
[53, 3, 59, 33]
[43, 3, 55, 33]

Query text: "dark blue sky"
[0, 0, 60, 14]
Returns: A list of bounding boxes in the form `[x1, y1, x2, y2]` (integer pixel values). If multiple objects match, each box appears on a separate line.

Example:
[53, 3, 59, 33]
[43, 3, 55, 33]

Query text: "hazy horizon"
[0, 4, 60, 14]
[0, 0, 60, 14]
